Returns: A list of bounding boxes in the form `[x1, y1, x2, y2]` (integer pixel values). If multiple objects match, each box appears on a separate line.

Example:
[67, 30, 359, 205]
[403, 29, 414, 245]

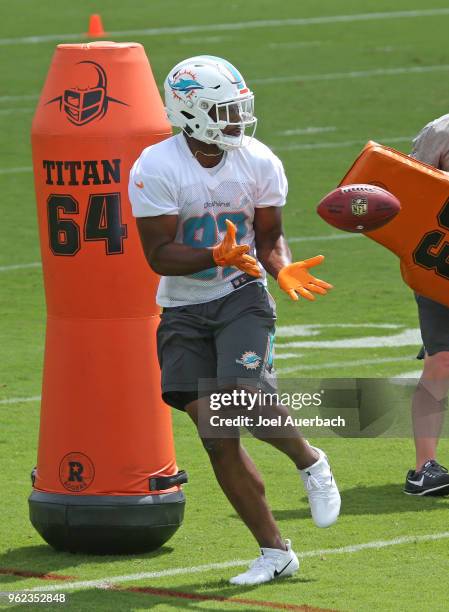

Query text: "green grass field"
[2, 1, 449, 610]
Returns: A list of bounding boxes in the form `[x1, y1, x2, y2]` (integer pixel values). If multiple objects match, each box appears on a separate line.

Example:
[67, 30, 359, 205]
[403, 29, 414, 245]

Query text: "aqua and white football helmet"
[164, 55, 257, 150]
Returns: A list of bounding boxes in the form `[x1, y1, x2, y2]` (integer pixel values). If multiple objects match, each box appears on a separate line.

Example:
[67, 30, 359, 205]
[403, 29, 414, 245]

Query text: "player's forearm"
[257, 235, 292, 279]
[148, 242, 216, 276]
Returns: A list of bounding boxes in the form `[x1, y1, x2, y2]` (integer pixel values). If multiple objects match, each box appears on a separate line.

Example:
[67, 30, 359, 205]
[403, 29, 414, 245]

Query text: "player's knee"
[424, 351, 449, 379]
[419, 352, 449, 402]
[200, 436, 238, 461]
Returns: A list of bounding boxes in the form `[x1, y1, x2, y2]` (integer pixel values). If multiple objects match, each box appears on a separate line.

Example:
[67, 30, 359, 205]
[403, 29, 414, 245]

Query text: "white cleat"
[299, 446, 341, 528]
[229, 539, 299, 586]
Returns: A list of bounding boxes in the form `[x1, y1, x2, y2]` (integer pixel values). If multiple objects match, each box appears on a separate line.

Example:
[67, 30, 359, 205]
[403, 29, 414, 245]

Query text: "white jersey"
[411, 113, 449, 170]
[128, 134, 287, 307]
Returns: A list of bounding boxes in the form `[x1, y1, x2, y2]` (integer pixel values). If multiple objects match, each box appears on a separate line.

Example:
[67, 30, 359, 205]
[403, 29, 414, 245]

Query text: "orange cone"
[87, 14, 105, 37]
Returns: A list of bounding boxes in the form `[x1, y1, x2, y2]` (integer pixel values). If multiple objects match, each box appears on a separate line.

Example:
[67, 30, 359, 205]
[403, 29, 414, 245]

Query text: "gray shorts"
[416, 293, 449, 358]
[156, 281, 277, 411]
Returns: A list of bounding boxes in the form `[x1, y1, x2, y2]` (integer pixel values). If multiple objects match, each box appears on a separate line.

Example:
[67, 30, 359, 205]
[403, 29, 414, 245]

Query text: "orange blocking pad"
[32, 42, 170, 318]
[30, 42, 184, 553]
[36, 315, 177, 495]
[340, 142, 449, 307]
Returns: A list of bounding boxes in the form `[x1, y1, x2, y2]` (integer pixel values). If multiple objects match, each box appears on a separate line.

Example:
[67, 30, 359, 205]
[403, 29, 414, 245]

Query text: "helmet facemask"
[199, 96, 257, 150]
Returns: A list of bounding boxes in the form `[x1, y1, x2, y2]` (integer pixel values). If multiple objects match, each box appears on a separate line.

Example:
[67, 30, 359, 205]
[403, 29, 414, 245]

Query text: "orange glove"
[213, 219, 261, 278]
[277, 255, 333, 301]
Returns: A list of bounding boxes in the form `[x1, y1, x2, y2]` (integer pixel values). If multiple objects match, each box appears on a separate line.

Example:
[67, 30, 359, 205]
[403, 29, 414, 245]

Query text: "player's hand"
[277, 255, 333, 301]
[213, 219, 261, 278]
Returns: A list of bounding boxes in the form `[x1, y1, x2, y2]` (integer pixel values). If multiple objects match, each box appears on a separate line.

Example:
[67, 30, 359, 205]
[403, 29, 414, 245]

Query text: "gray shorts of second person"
[415, 293, 449, 358]
[156, 281, 277, 411]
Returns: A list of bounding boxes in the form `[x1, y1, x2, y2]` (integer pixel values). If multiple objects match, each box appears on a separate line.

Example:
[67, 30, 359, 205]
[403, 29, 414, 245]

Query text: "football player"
[128, 55, 341, 585]
[404, 117, 449, 495]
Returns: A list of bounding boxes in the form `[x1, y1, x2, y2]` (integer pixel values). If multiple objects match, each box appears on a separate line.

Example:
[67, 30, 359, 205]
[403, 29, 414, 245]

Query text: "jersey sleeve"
[128, 153, 179, 218]
[410, 122, 445, 168]
[254, 152, 288, 208]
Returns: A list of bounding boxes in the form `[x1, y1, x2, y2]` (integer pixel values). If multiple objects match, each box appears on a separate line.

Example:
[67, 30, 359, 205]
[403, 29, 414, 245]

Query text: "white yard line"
[287, 233, 361, 243]
[0, 262, 41, 272]
[275, 136, 412, 151]
[277, 329, 421, 350]
[269, 41, 324, 49]
[393, 370, 422, 379]
[277, 323, 403, 335]
[389, 371, 422, 386]
[0, 94, 38, 103]
[0, 107, 34, 116]
[179, 36, 227, 44]
[28, 531, 449, 592]
[2, 8, 449, 46]
[0, 396, 41, 405]
[277, 356, 414, 375]
[252, 65, 449, 86]
[0, 166, 32, 175]
[278, 126, 337, 136]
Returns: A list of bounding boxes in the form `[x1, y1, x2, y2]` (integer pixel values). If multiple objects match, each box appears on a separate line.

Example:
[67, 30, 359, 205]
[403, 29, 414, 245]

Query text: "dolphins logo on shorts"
[236, 351, 262, 370]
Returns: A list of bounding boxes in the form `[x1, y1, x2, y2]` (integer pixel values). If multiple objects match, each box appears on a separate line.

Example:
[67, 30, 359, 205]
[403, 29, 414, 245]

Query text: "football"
[317, 183, 401, 233]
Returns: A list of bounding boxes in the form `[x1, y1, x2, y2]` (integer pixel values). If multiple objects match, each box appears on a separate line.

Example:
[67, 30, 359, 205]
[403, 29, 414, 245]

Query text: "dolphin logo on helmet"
[46, 61, 128, 126]
[168, 77, 205, 94]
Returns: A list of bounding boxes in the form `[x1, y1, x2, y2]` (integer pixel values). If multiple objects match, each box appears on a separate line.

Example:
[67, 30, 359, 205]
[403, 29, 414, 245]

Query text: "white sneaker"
[299, 446, 341, 528]
[229, 539, 299, 585]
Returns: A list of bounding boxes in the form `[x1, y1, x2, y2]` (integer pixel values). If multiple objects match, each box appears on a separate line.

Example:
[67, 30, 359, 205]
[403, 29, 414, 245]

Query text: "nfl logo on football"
[351, 197, 368, 216]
